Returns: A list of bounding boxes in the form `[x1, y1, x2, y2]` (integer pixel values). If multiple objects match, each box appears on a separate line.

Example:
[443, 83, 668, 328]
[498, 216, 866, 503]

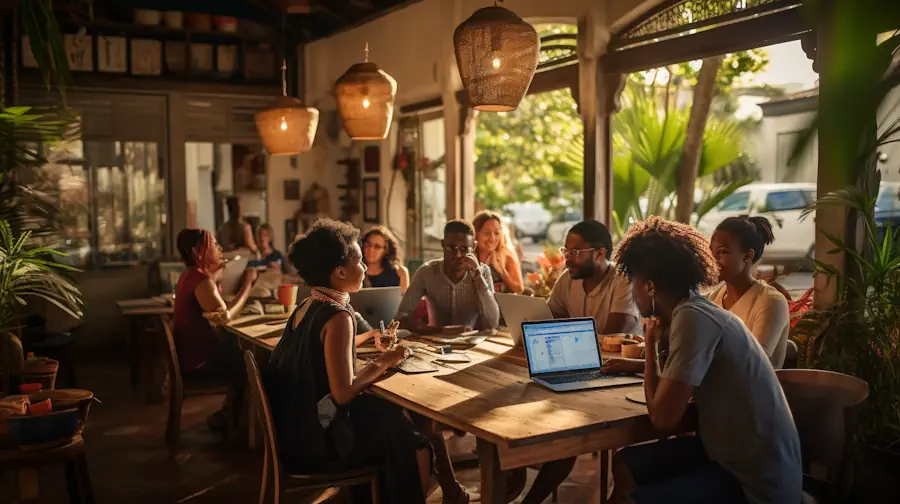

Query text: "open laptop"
[496, 293, 554, 346]
[522, 318, 643, 392]
[219, 253, 250, 296]
[349, 287, 403, 328]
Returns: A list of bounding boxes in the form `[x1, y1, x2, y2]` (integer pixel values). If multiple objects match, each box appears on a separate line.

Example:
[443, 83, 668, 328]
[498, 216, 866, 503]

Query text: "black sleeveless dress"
[366, 264, 401, 288]
[263, 299, 429, 504]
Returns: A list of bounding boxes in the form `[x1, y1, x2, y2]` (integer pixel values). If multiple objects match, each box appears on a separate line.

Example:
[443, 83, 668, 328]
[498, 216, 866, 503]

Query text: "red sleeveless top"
[173, 268, 220, 372]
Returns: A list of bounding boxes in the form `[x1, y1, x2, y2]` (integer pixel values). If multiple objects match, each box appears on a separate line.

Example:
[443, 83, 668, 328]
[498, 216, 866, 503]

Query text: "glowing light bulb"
[491, 58, 501, 69]
[280, 117, 287, 131]
[362, 97, 371, 109]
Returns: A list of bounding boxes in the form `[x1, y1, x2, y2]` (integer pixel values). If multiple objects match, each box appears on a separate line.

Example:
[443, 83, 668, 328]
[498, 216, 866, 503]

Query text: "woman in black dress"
[263, 219, 470, 504]
[361, 226, 410, 292]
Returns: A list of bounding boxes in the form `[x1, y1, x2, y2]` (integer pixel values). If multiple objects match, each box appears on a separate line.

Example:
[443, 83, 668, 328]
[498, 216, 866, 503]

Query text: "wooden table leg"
[65, 460, 83, 504]
[600, 449, 611, 504]
[476, 438, 505, 504]
[127, 317, 139, 388]
[16, 468, 39, 502]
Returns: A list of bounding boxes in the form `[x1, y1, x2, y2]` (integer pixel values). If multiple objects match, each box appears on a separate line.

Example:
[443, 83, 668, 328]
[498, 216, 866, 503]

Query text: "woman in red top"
[174, 228, 257, 429]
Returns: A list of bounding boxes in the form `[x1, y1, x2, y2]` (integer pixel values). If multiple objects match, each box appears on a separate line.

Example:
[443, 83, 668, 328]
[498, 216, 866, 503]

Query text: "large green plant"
[611, 83, 750, 237]
[0, 105, 76, 242]
[794, 188, 900, 451]
[0, 221, 82, 335]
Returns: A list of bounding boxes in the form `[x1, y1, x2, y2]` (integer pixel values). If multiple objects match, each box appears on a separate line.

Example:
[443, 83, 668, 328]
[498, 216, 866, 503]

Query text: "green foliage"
[0, 221, 82, 335]
[474, 88, 584, 214]
[634, 49, 770, 92]
[0, 105, 77, 242]
[610, 82, 748, 236]
[794, 186, 900, 450]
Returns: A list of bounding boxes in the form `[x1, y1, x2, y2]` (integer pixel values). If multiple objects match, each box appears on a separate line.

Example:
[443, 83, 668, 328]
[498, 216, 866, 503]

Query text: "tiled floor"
[1, 358, 622, 503]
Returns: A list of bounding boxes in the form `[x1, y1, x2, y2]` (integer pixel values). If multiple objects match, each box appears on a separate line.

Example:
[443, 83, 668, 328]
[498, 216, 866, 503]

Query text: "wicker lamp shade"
[454, 5, 539, 112]
[255, 96, 319, 156]
[335, 55, 397, 140]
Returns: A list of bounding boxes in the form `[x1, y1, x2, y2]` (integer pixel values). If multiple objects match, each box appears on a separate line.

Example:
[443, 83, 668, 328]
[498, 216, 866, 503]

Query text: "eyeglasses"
[559, 247, 596, 259]
[363, 242, 386, 251]
[443, 244, 474, 255]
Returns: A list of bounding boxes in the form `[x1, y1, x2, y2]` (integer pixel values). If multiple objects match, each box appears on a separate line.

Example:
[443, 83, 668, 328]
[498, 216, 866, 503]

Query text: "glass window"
[719, 191, 750, 211]
[764, 190, 808, 212]
[420, 116, 446, 260]
[36, 139, 165, 267]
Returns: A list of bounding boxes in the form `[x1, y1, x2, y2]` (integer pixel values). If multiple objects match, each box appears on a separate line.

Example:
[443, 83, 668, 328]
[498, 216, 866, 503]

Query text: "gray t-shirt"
[662, 293, 802, 504]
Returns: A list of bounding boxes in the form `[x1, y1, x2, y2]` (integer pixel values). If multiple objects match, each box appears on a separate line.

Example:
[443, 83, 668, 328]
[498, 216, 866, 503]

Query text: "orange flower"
[536, 254, 551, 269]
[548, 254, 565, 269]
[527, 272, 542, 284]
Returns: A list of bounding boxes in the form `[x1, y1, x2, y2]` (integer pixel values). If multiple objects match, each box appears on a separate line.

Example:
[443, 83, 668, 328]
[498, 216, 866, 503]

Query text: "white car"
[696, 183, 818, 263]
[504, 202, 552, 241]
[547, 209, 583, 245]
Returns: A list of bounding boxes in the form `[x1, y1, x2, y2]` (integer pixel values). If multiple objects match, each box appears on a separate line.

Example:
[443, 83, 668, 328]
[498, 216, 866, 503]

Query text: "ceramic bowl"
[9, 408, 80, 446]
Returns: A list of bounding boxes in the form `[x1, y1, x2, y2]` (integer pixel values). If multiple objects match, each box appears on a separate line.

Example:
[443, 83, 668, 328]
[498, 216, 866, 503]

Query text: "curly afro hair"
[614, 216, 719, 296]
[289, 218, 360, 287]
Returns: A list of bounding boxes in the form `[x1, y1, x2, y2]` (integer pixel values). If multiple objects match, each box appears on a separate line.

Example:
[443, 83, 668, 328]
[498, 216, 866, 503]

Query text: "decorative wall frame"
[364, 145, 380, 173]
[64, 33, 93, 71]
[283, 179, 301, 200]
[97, 36, 127, 73]
[131, 39, 162, 75]
[362, 178, 380, 223]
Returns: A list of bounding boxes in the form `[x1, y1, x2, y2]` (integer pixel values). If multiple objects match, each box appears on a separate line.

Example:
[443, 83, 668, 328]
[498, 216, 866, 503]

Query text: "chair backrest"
[243, 351, 282, 474]
[158, 315, 182, 398]
[776, 369, 869, 499]
[783, 339, 799, 369]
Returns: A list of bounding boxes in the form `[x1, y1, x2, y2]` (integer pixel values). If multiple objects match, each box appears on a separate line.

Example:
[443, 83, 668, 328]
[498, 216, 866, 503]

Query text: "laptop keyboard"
[542, 371, 612, 384]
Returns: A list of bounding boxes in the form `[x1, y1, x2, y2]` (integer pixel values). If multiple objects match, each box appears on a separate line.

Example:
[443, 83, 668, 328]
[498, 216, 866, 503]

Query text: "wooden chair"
[776, 369, 869, 504]
[242, 350, 382, 504]
[157, 315, 233, 457]
[784, 339, 799, 369]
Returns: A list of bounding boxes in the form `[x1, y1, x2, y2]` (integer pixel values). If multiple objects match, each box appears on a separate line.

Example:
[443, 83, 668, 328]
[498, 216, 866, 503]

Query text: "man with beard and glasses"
[548, 220, 642, 335]
[499, 220, 642, 504]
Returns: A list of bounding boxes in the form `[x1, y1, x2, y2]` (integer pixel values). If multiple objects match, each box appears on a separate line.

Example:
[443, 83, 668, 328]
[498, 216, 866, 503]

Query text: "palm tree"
[611, 82, 749, 237]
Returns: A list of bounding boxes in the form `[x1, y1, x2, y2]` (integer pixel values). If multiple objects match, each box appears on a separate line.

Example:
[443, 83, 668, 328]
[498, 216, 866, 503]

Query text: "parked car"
[696, 183, 818, 263]
[547, 209, 583, 245]
[504, 202, 551, 241]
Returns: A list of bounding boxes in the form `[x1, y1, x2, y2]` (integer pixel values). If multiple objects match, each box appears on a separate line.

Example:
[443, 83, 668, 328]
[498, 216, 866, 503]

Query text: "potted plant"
[526, 245, 565, 297]
[0, 220, 83, 393]
[789, 13, 900, 501]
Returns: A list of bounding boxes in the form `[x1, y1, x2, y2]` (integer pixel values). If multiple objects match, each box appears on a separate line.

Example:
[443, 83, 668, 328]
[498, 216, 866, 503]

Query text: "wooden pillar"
[459, 100, 476, 219]
[808, 0, 878, 310]
[579, 14, 619, 227]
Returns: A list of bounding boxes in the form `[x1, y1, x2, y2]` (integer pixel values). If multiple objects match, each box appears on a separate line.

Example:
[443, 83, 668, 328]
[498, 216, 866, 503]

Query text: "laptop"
[349, 287, 403, 328]
[219, 253, 250, 296]
[495, 293, 554, 346]
[522, 318, 643, 392]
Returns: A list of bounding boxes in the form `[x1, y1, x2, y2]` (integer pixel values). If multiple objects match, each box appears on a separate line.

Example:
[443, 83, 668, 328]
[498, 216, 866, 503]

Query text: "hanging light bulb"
[335, 42, 397, 140]
[454, 0, 539, 112]
[255, 10, 318, 155]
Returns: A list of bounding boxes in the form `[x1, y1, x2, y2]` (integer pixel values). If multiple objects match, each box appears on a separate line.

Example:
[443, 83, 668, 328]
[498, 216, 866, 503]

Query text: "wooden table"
[117, 298, 174, 403]
[225, 315, 695, 504]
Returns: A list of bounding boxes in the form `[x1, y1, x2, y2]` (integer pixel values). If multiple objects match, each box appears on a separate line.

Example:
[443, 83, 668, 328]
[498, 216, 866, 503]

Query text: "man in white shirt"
[549, 220, 642, 335]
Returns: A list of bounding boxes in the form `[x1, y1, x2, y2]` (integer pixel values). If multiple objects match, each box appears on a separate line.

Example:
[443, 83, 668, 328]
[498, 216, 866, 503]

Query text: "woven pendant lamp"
[255, 60, 319, 156]
[335, 43, 397, 140]
[454, 1, 539, 112]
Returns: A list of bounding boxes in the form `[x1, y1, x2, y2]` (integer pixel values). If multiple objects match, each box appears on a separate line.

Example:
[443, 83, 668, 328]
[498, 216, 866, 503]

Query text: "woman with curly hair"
[707, 216, 790, 368]
[263, 219, 471, 504]
[473, 211, 523, 293]
[361, 226, 411, 292]
[604, 217, 801, 504]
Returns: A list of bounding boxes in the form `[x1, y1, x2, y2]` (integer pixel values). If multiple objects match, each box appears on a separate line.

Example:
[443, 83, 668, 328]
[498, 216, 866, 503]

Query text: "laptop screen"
[523, 318, 602, 375]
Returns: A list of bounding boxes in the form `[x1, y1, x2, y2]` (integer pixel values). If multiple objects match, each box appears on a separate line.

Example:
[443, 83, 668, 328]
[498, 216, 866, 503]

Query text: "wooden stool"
[0, 435, 94, 503]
